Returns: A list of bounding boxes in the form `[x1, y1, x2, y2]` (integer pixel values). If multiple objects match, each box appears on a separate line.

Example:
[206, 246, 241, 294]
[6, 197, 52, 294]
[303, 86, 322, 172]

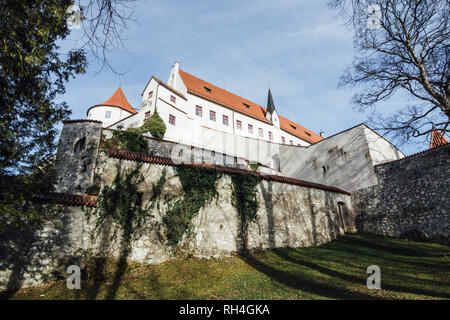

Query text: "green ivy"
[162, 166, 222, 247]
[149, 168, 167, 209]
[231, 173, 261, 223]
[88, 164, 152, 242]
[249, 162, 262, 171]
[143, 109, 166, 139]
[113, 131, 148, 153]
[137, 108, 166, 139]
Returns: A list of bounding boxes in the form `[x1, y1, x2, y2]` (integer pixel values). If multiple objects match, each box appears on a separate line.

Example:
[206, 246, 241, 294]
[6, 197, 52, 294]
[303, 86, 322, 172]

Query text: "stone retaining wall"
[352, 143, 450, 245]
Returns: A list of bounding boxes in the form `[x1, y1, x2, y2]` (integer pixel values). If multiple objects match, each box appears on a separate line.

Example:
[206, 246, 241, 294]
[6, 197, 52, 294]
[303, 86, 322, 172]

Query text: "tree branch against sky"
[0, 0, 136, 229]
[328, 0, 449, 145]
[71, 0, 137, 75]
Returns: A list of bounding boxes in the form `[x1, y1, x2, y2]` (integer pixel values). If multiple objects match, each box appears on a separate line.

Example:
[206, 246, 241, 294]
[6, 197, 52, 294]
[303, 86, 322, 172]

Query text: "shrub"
[140, 109, 166, 139]
[113, 130, 148, 153]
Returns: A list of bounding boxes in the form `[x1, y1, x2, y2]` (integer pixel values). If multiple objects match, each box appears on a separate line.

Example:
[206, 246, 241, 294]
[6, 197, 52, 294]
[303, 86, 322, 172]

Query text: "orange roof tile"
[178, 69, 323, 144]
[88, 87, 137, 115]
[429, 130, 448, 149]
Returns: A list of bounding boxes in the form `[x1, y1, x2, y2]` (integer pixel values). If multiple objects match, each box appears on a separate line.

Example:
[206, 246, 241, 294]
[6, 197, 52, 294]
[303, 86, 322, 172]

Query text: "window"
[281, 137, 286, 144]
[290, 124, 296, 130]
[210, 110, 216, 121]
[290, 140, 293, 145]
[196, 105, 202, 117]
[148, 91, 153, 98]
[298, 143, 301, 146]
[145, 111, 151, 120]
[236, 120, 242, 130]
[248, 124, 253, 134]
[269, 131, 273, 141]
[243, 103, 250, 109]
[223, 115, 229, 126]
[204, 86, 212, 93]
[170, 95, 176, 103]
[258, 128, 263, 137]
[305, 131, 311, 136]
[169, 114, 176, 125]
[105, 111, 111, 119]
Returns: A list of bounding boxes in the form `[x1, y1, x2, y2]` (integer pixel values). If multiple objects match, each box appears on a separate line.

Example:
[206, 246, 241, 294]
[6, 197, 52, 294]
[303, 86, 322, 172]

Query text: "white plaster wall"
[278, 124, 404, 192]
[88, 106, 133, 128]
[364, 127, 405, 165]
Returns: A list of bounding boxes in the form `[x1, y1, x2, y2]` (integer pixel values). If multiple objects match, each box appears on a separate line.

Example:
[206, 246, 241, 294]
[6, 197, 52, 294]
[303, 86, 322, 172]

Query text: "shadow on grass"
[341, 234, 449, 258]
[240, 251, 374, 299]
[272, 247, 450, 299]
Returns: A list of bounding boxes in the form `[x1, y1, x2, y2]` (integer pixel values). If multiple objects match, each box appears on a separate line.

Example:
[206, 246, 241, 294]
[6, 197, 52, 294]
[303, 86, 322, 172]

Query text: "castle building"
[89, 62, 323, 151]
[87, 87, 137, 128]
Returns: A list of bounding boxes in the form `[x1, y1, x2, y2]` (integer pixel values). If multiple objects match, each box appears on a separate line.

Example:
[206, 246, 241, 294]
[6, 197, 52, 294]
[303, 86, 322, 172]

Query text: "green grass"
[3, 233, 450, 300]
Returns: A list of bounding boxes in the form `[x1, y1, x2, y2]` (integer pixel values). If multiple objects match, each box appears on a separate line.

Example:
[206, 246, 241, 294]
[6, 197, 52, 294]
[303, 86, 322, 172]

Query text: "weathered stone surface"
[352, 144, 450, 245]
[1, 158, 354, 291]
[54, 122, 103, 194]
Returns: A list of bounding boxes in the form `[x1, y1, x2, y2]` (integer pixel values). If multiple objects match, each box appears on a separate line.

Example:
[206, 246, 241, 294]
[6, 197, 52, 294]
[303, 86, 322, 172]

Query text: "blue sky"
[61, 0, 425, 155]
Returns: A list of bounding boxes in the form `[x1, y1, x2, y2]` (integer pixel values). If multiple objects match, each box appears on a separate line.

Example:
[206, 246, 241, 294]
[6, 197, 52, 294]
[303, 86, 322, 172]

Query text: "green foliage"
[0, 158, 59, 231]
[231, 173, 261, 223]
[163, 166, 222, 247]
[249, 162, 262, 171]
[112, 131, 148, 153]
[139, 109, 166, 139]
[0, 1, 87, 227]
[149, 168, 167, 209]
[88, 164, 152, 241]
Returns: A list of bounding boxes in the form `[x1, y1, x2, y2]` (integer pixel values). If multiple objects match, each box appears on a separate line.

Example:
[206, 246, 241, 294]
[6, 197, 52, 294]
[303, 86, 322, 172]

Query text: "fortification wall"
[352, 143, 450, 245]
[1, 150, 354, 291]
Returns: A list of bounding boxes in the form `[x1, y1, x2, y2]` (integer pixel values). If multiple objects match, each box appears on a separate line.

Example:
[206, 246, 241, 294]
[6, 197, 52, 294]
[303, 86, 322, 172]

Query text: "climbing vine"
[162, 166, 222, 247]
[249, 162, 262, 172]
[149, 168, 167, 210]
[128, 108, 166, 139]
[101, 130, 148, 153]
[87, 164, 152, 242]
[231, 173, 261, 223]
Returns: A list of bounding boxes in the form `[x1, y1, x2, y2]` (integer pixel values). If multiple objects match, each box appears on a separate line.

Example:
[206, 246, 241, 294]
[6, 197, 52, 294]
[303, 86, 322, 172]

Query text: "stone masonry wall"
[352, 143, 450, 245]
[1, 156, 355, 291]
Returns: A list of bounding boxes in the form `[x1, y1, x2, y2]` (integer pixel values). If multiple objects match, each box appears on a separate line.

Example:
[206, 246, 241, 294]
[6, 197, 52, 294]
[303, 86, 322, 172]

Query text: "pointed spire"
[429, 130, 448, 149]
[267, 88, 276, 115]
[94, 87, 137, 114]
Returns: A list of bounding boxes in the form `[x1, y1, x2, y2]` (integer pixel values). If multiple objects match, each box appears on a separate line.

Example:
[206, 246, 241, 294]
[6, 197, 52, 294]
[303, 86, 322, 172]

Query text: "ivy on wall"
[87, 164, 152, 242]
[231, 173, 261, 223]
[162, 166, 222, 247]
[101, 131, 148, 154]
[128, 108, 166, 140]
[149, 168, 167, 210]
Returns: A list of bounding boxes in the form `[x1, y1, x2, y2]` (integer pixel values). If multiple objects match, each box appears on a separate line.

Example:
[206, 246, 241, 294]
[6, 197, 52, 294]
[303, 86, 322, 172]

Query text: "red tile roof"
[34, 193, 98, 207]
[178, 69, 323, 144]
[63, 119, 103, 124]
[142, 76, 188, 100]
[88, 87, 137, 115]
[429, 130, 448, 149]
[108, 149, 351, 195]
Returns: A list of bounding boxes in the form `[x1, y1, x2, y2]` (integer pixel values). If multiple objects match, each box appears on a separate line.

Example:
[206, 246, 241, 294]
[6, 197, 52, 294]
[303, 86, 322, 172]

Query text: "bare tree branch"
[329, 0, 450, 145]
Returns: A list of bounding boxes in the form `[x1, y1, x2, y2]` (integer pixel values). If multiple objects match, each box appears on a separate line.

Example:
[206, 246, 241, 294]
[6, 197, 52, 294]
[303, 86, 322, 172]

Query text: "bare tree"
[71, 0, 137, 75]
[328, 0, 449, 144]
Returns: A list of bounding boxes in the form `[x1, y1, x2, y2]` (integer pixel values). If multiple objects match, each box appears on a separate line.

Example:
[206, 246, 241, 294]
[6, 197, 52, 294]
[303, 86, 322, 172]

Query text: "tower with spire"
[265, 88, 280, 129]
[87, 87, 137, 127]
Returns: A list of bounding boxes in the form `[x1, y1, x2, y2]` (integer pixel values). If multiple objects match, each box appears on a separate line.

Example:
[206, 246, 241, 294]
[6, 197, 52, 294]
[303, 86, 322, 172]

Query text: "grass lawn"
[3, 233, 450, 300]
